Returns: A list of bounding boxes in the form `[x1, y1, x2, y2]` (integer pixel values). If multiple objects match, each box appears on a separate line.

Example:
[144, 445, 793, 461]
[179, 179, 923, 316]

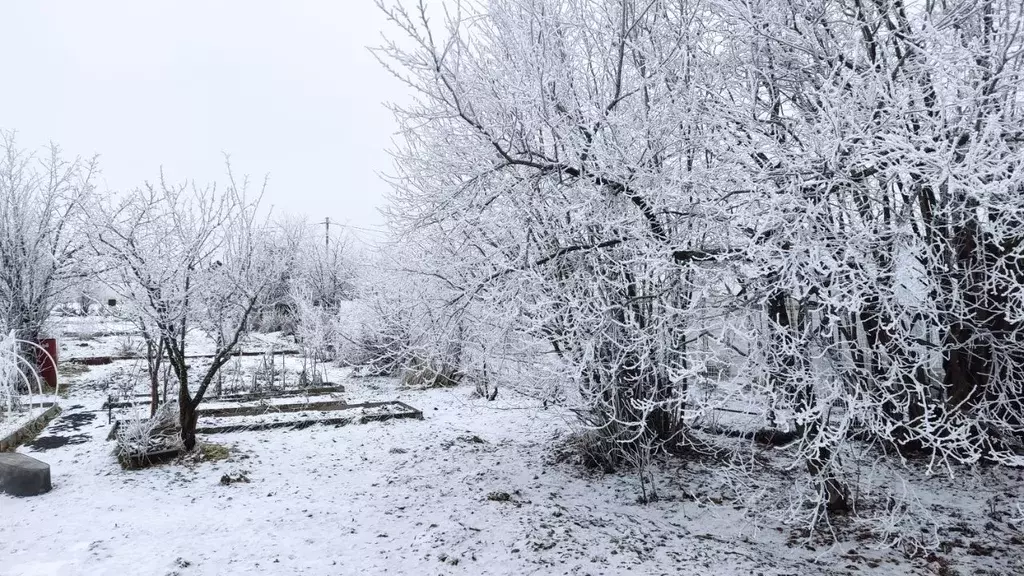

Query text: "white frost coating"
[372, 0, 1024, 542]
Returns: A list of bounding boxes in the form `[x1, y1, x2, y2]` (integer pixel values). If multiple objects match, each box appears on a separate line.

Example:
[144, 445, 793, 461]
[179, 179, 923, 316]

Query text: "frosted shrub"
[377, 0, 1024, 542]
[115, 400, 182, 463]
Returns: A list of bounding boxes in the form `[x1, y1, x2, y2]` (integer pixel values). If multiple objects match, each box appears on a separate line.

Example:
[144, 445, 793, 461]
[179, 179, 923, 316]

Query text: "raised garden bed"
[103, 385, 346, 410]
[0, 405, 63, 452]
[118, 447, 181, 470]
[196, 401, 423, 434]
[199, 399, 349, 418]
[108, 400, 422, 440]
[208, 385, 346, 403]
[107, 396, 349, 436]
[72, 348, 301, 366]
[76, 356, 115, 366]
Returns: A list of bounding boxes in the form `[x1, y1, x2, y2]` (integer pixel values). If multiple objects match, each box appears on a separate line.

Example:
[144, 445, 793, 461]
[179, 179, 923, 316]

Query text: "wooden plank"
[198, 400, 349, 418]
[70, 348, 301, 365]
[196, 405, 422, 434]
[106, 419, 120, 441]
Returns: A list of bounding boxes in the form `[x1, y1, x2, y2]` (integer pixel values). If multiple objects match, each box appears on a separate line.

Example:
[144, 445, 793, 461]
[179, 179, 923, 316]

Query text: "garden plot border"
[200, 399, 349, 418]
[196, 400, 424, 434]
[71, 348, 301, 366]
[208, 385, 345, 403]
[107, 400, 423, 440]
[0, 405, 62, 452]
[103, 385, 346, 410]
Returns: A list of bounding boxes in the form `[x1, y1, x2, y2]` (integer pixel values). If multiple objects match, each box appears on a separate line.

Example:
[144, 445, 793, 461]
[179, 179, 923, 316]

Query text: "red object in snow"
[36, 338, 58, 390]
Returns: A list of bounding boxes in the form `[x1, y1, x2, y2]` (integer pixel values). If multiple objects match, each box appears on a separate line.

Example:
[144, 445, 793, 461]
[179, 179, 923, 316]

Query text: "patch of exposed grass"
[55, 362, 89, 397]
[199, 442, 232, 462]
[58, 362, 90, 378]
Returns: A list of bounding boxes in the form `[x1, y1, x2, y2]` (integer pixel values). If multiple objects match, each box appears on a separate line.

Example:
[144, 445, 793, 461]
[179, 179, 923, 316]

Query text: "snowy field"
[1, 353, 1022, 576]
[0, 319, 1021, 576]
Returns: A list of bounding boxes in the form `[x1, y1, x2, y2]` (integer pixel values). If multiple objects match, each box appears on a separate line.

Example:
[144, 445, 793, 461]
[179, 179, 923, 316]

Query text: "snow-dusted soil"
[2, 321, 1023, 575]
[200, 394, 346, 411]
[198, 401, 411, 427]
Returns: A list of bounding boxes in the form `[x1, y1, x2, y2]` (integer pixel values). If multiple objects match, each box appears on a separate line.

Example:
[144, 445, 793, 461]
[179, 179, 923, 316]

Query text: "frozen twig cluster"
[114, 400, 182, 460]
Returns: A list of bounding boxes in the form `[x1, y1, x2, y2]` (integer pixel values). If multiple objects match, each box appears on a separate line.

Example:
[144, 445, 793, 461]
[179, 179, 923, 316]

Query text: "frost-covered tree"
[722, 0, 1024, 516]
[377, 0, 1024, 527]
[377, 0, 741, 467]
[0, 131, 96, 366]
[280, 215, 357, 355]
[92, 167, 282, 449]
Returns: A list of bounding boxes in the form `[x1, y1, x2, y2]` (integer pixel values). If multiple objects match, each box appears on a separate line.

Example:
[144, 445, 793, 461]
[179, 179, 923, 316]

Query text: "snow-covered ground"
[0, 375, 839, 576]
[0, 397, 59, 441]
[0, 408, 44, 442]
[2, 322, 1023, 576]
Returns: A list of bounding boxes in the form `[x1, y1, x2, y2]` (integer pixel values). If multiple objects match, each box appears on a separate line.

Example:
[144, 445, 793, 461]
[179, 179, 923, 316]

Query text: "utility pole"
[321, 217, 330, 251]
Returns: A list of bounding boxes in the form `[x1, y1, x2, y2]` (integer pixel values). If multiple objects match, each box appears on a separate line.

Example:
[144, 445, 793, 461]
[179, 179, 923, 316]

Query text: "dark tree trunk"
[942, 207, 1024, 441]
[768, 290, 849, 512]
[804, 422, 849, 513]
[146, 337, 164, 417]
[150, 370, 160, 417]
[179, 396, 199, 451]
[944, 210, 986, 411]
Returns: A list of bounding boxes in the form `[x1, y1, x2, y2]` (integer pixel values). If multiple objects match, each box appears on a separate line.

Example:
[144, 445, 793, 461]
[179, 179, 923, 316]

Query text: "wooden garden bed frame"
[71, 348, 301, 366]
[108, 400, 423, 440]
[103, 385, 346, 410]
[196, 401, 424, 434]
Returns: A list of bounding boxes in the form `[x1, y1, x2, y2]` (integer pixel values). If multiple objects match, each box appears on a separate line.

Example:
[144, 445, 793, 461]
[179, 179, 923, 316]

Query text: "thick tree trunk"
[804, 426, 849, 513]
[942, 211, 1024, 441]
[943, 214, 992, 414]
[150, 372, 160, 417]
[768, 290, 849, 512]
[179, 399, 199, 451]
[146, 338, 163, 417]
[175, 358, 199, 450]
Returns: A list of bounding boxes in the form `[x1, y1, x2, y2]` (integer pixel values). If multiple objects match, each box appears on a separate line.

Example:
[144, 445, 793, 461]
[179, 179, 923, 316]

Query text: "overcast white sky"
[0, 1, 407, 237]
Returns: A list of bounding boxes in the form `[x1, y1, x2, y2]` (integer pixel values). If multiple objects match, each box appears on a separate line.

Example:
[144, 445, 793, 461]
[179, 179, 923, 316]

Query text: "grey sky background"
[0, 1, 407, 239]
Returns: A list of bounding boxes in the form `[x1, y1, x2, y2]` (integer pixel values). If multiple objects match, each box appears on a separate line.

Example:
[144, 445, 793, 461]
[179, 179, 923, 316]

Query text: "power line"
[317, 218, 388, 237]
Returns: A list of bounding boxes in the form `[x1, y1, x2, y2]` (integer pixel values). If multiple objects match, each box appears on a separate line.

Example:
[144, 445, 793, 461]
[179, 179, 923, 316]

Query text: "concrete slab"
[0, 452, 52, 496]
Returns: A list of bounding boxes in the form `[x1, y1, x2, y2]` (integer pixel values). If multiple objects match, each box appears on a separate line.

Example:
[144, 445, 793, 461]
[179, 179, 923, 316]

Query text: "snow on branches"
[375, 0, 1024, 535]
[91, 164, 284, 449]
